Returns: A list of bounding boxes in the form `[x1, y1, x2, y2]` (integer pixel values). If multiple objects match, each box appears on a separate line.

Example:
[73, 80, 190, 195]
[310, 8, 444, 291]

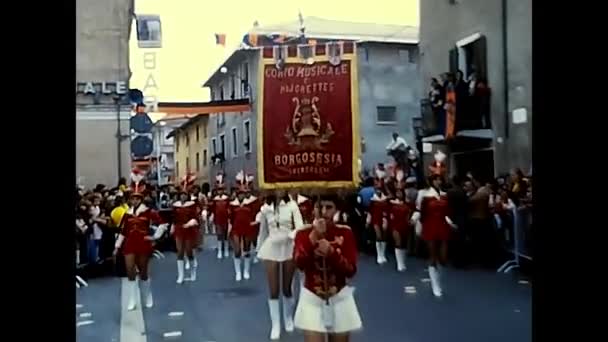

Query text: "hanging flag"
[215, 33, 226, 46]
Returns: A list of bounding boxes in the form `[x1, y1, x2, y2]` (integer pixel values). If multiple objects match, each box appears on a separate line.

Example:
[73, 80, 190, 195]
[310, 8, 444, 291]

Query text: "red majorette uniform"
[114, 191, 167, 311]
[388, 197, 413, 272]
[229, 171, 258, 281]
[293, 222, 362, 334]
[294, 194, 314, 224]
[410, 150, 456, 297]
[369, 165, 389, 265]
[171, 196, 199, 283]
[210, 173, 231, 259]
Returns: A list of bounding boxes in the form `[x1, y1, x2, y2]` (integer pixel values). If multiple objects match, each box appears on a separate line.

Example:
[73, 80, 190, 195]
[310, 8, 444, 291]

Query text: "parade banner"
[257, 42, 360, 189]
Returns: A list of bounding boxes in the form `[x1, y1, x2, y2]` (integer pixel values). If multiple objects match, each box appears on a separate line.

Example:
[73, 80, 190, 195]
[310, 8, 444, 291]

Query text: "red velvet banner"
[259, 60, 357, 188]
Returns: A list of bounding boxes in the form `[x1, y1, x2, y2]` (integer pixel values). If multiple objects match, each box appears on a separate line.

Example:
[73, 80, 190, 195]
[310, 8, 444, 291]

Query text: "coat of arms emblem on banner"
[284, 96, 335, 149]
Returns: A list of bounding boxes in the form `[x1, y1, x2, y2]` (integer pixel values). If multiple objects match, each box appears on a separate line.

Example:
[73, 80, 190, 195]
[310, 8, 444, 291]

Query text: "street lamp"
[219, 66, 254, 103]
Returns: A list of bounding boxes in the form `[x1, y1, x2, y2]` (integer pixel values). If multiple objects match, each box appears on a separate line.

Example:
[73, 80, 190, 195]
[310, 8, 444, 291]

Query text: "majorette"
[229, 171, 258, 282]
[171, 189, 200, 284]
[410, 172, 457, 298]
[394, 167, 406, 190]
[210, 172, 230, 259]
[113, 189, 167, 311]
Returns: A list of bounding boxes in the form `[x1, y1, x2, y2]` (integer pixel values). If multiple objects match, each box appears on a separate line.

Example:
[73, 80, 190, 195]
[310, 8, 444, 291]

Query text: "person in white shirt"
[256, 191, 305, 340]
[386, 132, 409, 170]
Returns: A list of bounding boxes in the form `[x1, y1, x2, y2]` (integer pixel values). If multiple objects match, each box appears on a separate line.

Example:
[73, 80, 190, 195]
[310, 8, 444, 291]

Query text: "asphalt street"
[76, 235, 531, 342]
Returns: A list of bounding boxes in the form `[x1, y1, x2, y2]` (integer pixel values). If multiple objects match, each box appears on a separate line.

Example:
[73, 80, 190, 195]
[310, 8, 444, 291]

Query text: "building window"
[203, 149, 208, 166]
[230, 74, 236, 100]
[363, 47, 369, 62]
[136, 15, 162, 48]
[243, 119, 252, 153]
[196, 153, 200, 172]
[455, 34, 488, 81]
[210, 88, 215, 101]
[186, 157, 190, 173]
[219, 84, 224, 100]
[196, 125, 200, 142]
[211, 138, 217, 155]
[242, 63, 249, 95]
[231, 127, 238, 157]
[175, 134, 180, 152]
[376, 106, 397, 125]
[176, 161, 179, 179]
[203, 122, 208, 138]
[219, 133, 225, 155]
[186, 133, 190, 146]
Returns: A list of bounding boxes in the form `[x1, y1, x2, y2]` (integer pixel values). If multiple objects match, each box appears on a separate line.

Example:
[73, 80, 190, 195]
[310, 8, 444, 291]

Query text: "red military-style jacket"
[293, 223, 357, 300]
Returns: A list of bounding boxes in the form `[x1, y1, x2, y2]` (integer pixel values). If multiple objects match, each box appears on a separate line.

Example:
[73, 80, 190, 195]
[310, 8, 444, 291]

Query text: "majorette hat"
[373, 164, 386, 189]
[180, 172, 197, 190]
[428, 150, 447, 176]
[246, 173, 254, 192]
[130, 167, 145, 183]
[235, 170, 249, 193]
[215, 172, 226, 190]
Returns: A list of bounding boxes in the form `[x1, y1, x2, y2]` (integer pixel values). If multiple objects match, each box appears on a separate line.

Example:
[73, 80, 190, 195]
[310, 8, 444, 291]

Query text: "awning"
[158, 99, 251, 115]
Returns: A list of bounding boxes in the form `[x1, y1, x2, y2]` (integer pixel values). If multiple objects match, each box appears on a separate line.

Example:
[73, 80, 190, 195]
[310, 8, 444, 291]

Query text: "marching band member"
[210, 173, 230, 259]
[410, 166, 457, 298]
[369, 166, 389, 265]
[257, 190, 304, 340]
[171, 190, 199, 284]
[181, 173, 200, 271]
[388, 188, 413, 272]
[244, 175, 263, 263]
[293, 194, 362, 341]
[229, 171, 258, 281]
[113, 191, 167, 311]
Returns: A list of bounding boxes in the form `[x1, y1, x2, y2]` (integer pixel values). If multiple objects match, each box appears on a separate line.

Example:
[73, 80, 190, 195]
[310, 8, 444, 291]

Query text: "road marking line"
[421, 278, 431, 283]
[76, 304, 83, 309]
[79, 312, 93, 318]
[163, 331, 182, 338]
[168, 312, 184, 317]
[518, 280, 530, 285]
[404, 286, 417, 294]
[120, 278, 147, 342]
[77, 320, 95, 327]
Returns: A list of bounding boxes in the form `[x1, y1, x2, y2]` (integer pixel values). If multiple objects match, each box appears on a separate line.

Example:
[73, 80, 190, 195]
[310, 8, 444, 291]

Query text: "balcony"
[419, 89, 492, 142]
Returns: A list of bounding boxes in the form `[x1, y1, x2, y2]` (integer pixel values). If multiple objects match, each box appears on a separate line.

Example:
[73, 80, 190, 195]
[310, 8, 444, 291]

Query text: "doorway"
[450, 148, 495, 183]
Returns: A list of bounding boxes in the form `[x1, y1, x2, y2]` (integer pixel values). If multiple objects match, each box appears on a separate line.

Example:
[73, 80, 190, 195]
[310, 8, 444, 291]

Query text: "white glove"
[445, 216, 458, 230]
[114, 234, 125, 249]
[410, 211, 421, 225]
[366, 213, 371, 225]
[184, 219, 198, 228]
[415, 221, 422, 237]
[288, 229, 297, 240]
[152, 224, 168, 240]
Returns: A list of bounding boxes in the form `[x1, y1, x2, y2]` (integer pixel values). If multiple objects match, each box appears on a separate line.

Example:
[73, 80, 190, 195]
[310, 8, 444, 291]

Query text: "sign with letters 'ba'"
[257, 42, 360, 189]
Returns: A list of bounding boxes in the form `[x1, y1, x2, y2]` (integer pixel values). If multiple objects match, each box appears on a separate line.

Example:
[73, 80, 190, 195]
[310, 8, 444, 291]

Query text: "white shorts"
[294, 286, 362, 334]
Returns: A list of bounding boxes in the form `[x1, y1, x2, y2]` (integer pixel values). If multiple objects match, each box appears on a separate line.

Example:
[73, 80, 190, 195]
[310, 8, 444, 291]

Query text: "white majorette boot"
[176, 260, 185, 284]
[223, 243, 230, 258]
[268, 299, 281, 340]
[185, 259, 190, 270]
[189, 258, 197, 282]
[395, 248, 407, 272]
[243, 255, 251, 280]
[376, 241, 383, 264]
[282, 296, 295, 332]
[216, 241, 223, 259]
[233, 257, 242, 282]
[127, 280, 137, 311]
[140, 279, 153, 308]
[428, 266, 443, 297]
[380, 241, 388, 264]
